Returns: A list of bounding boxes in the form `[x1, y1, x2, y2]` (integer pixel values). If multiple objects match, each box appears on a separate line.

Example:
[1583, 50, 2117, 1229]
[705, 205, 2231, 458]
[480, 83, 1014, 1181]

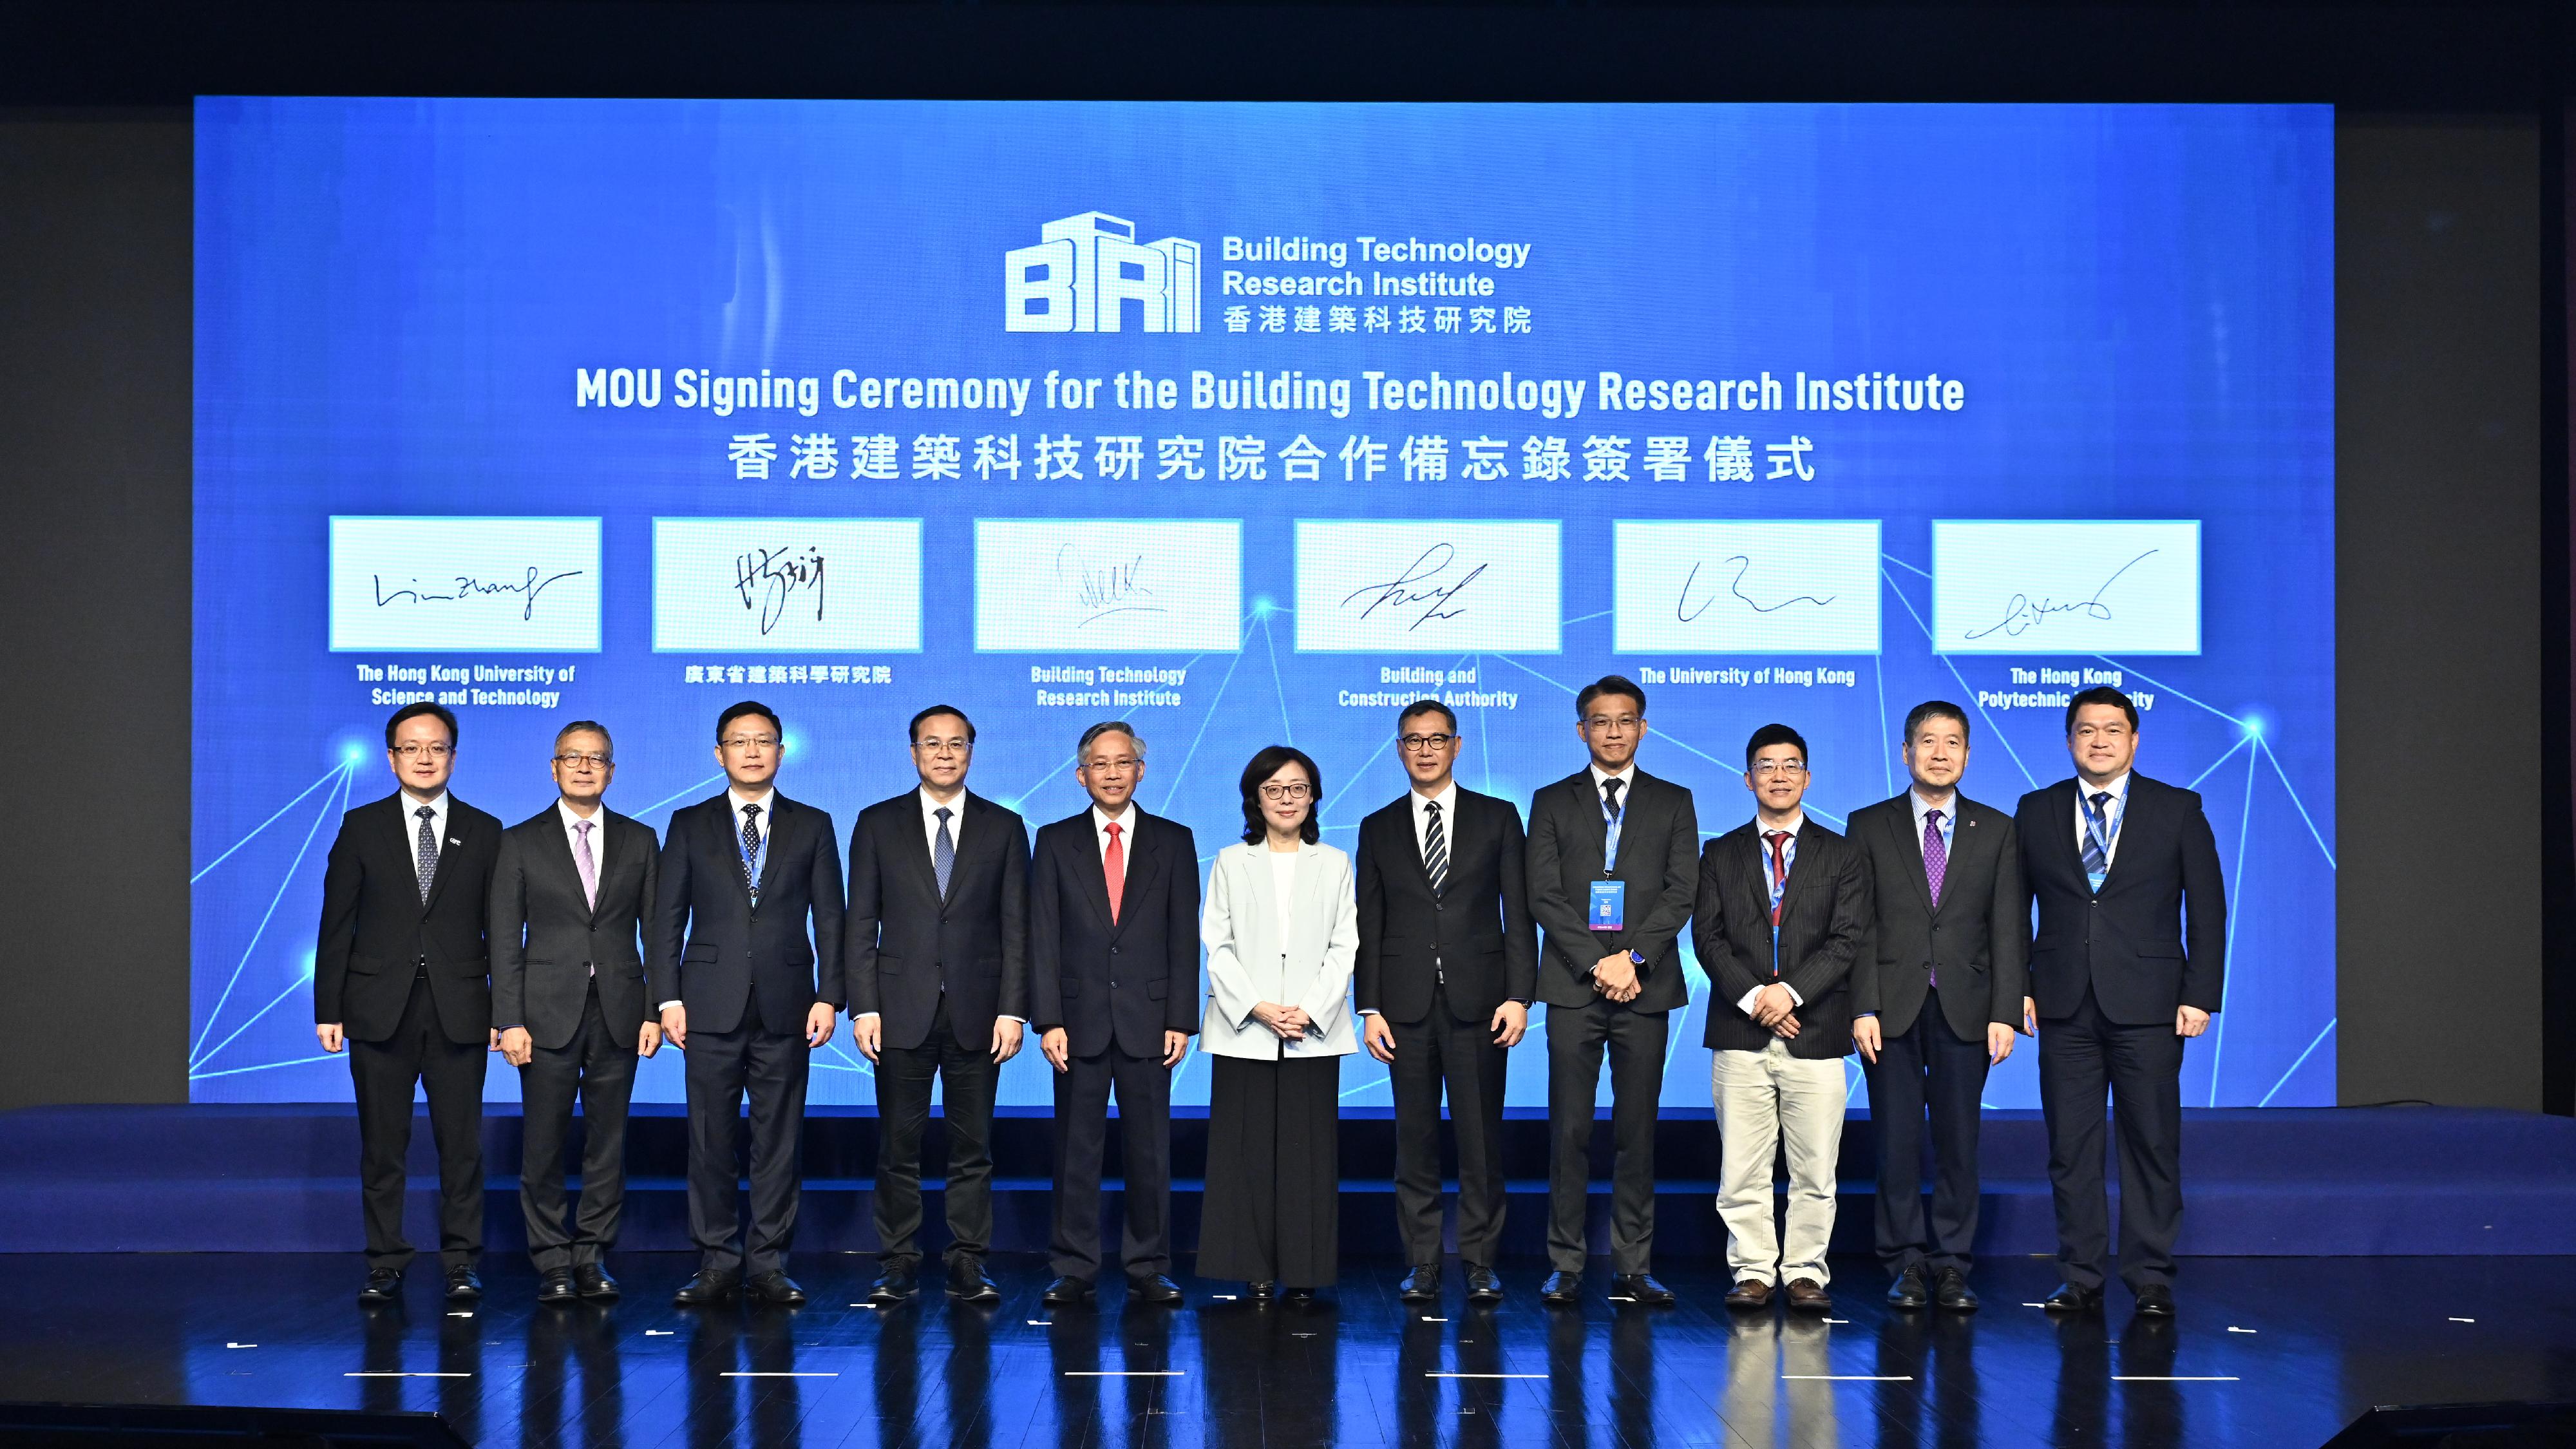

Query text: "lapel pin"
[448, 838, 462, 847]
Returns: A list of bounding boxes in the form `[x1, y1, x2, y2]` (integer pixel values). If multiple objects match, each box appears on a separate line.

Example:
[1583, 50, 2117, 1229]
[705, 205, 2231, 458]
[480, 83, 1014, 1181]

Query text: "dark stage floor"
[6, 1253, 2575, 1447]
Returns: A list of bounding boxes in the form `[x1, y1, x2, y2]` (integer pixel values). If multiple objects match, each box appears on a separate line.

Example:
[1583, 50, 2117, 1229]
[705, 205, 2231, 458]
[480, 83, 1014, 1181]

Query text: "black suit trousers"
[1544, 996, 1667, 1274]
[1048, 1043, 1173, 1281]
[1390, 983, 1510, 1267]
[1861, 982, 1991, 1274]
[2038, 983, 2184, 1291]
[517, 979, 638, 1272]
[874, 993, 1001, 1266]
[349, 973, 487, 1271]
[682, 995, 811, 1278]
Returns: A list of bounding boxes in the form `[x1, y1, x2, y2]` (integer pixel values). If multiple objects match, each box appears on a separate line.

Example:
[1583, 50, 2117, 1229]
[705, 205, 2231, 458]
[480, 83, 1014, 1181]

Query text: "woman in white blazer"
[1196, 744, 1358, 1300]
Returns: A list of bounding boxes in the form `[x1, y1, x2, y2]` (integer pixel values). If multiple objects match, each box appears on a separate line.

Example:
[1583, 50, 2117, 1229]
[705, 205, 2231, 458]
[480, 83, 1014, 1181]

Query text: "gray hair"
[1075, 720, 1146, 766]
[553, 719, 614, 759]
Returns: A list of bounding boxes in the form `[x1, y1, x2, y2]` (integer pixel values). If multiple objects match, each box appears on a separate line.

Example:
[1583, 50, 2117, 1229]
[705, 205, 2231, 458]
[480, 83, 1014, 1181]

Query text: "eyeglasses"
[916, 737, 972, 755]
[1750, 761, 1808, 779]
[1398, 733, 1457, 752]
[1259, 781, 1314, 802]
[1083, 756, 1142, 774]
[720, 734, 780, 751]
[554, 751, 612, 768]
[1582, 715, 1642, 731]
[390, 743, 453, 760]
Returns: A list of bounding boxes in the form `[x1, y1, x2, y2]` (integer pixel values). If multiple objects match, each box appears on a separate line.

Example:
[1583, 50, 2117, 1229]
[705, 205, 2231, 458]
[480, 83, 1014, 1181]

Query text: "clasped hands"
[1253, 1000, 1316, 1042]
[1591, 951, 1643, 1005]
[1747, 981, 1801, 1039]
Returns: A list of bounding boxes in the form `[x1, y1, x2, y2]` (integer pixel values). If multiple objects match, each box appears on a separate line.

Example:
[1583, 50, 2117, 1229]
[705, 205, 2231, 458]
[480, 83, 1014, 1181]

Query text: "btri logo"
[1007, 213, 1201, 333]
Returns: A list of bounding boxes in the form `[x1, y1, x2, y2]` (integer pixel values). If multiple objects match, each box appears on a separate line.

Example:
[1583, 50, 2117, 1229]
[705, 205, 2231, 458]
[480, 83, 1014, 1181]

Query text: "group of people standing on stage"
[314, 672, 2222, 1321]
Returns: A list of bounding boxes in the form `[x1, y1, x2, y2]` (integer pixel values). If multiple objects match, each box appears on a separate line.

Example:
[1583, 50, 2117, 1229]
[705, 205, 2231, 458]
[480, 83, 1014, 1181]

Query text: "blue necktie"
[2081, 791, 2112, 886]
[414, 806, 438, 904]
[739, 804, 762, 902]
[934, 806, 956, 898]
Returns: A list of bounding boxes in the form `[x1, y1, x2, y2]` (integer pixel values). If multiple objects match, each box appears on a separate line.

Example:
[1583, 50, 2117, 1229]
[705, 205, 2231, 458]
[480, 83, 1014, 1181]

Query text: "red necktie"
[1766, 829, 1791, 929]
[1104, 821, 1125, 925]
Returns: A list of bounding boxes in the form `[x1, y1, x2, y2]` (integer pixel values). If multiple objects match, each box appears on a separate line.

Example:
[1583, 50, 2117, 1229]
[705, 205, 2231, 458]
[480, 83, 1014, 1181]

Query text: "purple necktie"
[1923, 808, 1947, 988]
[574, 819, 599, 911]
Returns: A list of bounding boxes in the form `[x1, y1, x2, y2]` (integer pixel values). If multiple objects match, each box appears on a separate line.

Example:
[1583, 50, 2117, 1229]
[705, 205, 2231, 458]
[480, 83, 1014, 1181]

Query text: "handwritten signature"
[1676, 556, 1835, 622]
[1965, 549, 2159, 641]
[734, 546, 826, 635]
[373, 567, 583, 623]
[1342, 544, 1486, 632]
[1058, 545, 1164, 627]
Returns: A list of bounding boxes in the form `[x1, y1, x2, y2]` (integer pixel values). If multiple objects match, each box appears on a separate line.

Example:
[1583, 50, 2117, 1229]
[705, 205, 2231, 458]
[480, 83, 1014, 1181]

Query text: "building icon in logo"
[1007, 212, 1201, 333]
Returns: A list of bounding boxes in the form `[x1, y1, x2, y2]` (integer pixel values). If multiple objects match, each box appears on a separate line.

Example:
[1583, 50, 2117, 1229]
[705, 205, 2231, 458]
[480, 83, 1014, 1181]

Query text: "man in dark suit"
[1031, 721, 1197, 1307]
[491, 720, 661, 1303]
[1697, 723, 1870, 1314]
[1525, 675, 1698, 1307]
[651, 701, 846, 1308]
[1358, 699, 1537, 1304]
[847, 705, 1030, 1305]
[314, 701, 503, 1305]
[1849, 701, 2027, 1312]
[2016, 685, 2225, 1318]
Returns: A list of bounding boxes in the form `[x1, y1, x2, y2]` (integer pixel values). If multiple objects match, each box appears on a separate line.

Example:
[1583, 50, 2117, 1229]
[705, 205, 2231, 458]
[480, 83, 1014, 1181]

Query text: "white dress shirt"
[1737, 810, 1808, 1018]
[920, 784, 966, 858]
[1092, 802, 1134, 860]
[2073, 770, 2132, 870]
[558, 797, 606, 875]
[1909, 787, 1957, 864]
[398, 788, 451, 863]
[1587, 762, 1638, 815]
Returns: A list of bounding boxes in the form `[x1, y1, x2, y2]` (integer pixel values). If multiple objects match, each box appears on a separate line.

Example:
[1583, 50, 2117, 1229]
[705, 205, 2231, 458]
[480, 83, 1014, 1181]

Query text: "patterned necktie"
[1103, 820, 1125, 924]
[415, 806, 438, 904]
[574, 819, 598, 912]
[1764, 829, 1790, 929]
[2081, 791, 2113, 883]
[933, 806, 956, 898]
[1423, 800, 1448, 896]
[739, 804, 762, 901]
[1922, 809, 1946, 989]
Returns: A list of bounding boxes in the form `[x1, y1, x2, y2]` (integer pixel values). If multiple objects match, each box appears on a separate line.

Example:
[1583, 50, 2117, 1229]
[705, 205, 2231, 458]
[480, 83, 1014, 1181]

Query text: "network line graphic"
[190, 558, 2333, 1112]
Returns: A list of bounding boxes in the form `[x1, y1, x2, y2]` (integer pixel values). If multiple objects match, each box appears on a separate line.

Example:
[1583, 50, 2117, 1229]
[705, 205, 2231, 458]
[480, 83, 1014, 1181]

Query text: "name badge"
[1588, 879, 1626, 931]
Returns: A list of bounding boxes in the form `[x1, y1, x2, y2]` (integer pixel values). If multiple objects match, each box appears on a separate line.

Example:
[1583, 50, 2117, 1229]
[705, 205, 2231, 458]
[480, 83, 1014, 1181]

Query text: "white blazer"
[1200, 839, 1359, 1061]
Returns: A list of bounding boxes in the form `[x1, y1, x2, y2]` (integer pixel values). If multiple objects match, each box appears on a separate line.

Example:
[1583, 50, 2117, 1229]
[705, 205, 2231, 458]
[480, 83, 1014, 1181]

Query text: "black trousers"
[517, 980, 638, 1272]
[2038, 983, 2186, 1291]
[1388, 983, 1510, 1267]
[682, 992, 811, 1278]
[1544, 996, 1667, 1274]
[1198, 1053, 1340, 1287]
[1048, 1042, 1173, 1281]
[348, 972, 486, 1271]
[873, 994, 1001, 1268]
[1861, 983, 1991, 1274]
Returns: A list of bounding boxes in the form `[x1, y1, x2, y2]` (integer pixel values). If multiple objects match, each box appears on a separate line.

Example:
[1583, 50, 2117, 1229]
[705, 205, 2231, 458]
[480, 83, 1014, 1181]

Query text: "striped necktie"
[1423, 800, 1448, 896]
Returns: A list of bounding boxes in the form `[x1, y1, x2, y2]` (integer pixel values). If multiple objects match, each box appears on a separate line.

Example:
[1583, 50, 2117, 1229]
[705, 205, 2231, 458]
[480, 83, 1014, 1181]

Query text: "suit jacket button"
[1110, 981, 1119, 989]
[1435, 902, 1444, 912]
[1110, 946, 1120, 955]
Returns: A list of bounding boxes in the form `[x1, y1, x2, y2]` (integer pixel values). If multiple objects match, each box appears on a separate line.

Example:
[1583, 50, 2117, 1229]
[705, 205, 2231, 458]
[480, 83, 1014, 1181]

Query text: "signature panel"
[328, 516, 601, 652]
[652, 518, 922, 652]
[1293, 520, 1560, 654]
[974, 518, 1242, 653]
[1933, 520, 2201, 655]
[1612, 520, 1882, 654]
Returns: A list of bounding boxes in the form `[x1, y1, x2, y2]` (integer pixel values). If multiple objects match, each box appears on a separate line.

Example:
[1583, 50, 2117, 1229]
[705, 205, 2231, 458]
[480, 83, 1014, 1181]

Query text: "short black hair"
[1575, 674, 1647, 720]
[909, 705, 977, 745]
[1902, 700, 1971, 746]
[385, 701, 457, 748]
[1397, 698, 1457, 733]
[717, 700, 781, 743]
[1239, 744, 1323, 846]
[553, 719, 613, 757]
[1744, 723, 1808, 770]
[2065, 686, 2139, 734]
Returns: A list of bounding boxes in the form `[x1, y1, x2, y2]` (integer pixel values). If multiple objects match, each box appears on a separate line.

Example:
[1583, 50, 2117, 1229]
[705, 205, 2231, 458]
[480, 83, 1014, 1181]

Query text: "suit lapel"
[539, 809, 590, 922]
[1886, 799, 1936, 914]
[1115, 812, 1162, 936]
[753, 797, 790, 901]
[422, 804, 472, 914]
[1773, 823, 1820, 922]
[1565, 773, 1607, 879]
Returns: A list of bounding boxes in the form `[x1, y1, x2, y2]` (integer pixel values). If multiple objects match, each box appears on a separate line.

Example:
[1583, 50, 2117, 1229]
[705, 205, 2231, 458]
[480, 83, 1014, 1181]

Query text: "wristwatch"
[1627, 950, 1647, 967]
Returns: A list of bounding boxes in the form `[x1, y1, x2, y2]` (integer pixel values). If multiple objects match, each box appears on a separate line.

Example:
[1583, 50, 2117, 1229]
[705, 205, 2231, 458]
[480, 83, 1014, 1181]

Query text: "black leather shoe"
[443, 1266, 483, 1302]
[2133, 1283, 2175, 1318]
[357, 1268, 402, 1304]
[1465, 1265, 1503, 1303]
[574, 1264, 619, 1301]
[1247, 1280, 1276, 1301]
[867, 1267, 918, 1304]
[1934, 1267, 1979, 1312]
[673, 1269, 739, 1306]
[1042, 1275, 1092, 1307]
[1886, 1264, 1929, 1309]
[536, 1268, 579, 1304]
[1129, 1274, 1184, 1305]
[2043, 1282, 2104, 1314]
[746, 1271, 807, 1307]
[947, 1257, 1001, 1304]
[1540, 1271, 1582, 1304]
[1397, 1264, 1440, 1302]
[1611, 1273, 1675, 1306]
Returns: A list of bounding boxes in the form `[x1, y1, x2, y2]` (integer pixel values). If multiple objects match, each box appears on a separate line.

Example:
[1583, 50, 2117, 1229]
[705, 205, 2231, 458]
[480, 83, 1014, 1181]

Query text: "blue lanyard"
[736, 806, 768, 888]
[1600, 782, 1625, 873]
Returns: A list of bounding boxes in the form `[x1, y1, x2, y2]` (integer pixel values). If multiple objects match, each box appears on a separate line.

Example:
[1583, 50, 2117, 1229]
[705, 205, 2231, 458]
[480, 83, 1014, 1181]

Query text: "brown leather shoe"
[1724, 1279, 1774, 1309]
[1785, 1278, 1833, 1313]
